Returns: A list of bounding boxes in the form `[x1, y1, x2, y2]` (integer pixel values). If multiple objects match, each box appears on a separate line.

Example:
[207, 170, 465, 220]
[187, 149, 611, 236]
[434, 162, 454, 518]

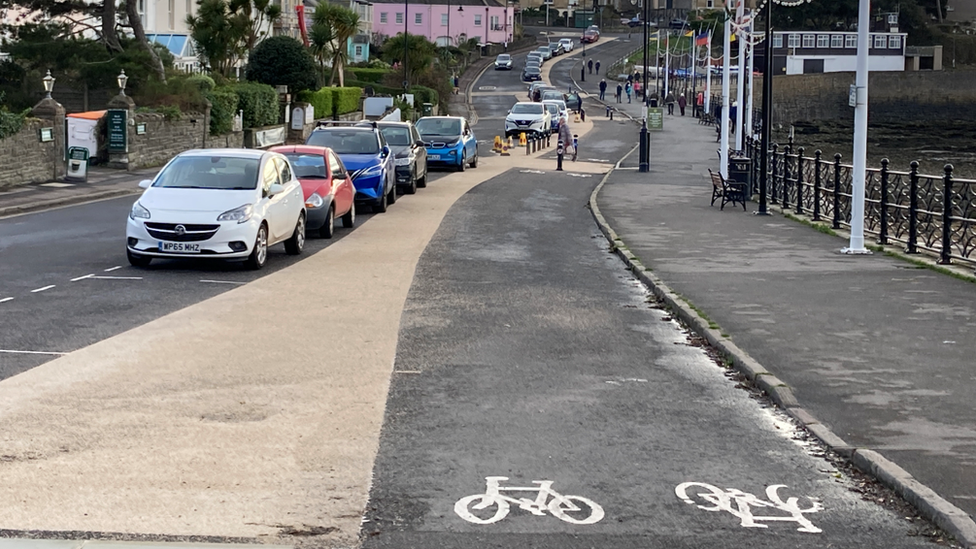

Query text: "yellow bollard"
[492, 135, 502, 153]
[519, 132, 527, 147]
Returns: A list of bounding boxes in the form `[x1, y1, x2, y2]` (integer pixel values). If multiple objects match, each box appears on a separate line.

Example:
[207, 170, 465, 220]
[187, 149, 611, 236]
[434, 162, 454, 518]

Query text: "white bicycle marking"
[455, 476, 604, 525]
[675, 482, 823, 533]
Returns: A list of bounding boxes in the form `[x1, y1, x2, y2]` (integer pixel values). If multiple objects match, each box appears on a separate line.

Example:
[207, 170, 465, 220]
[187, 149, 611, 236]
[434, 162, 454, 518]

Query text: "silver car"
[494, 53, 513, 70]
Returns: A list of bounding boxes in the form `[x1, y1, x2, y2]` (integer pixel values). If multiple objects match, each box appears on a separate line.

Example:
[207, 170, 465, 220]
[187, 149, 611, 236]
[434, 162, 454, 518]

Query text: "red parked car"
[269, 145, 356, 238]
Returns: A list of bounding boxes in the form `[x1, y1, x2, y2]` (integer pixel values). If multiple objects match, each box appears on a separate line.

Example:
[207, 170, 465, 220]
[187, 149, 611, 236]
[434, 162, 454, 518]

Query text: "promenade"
[573, 78, 976, 545]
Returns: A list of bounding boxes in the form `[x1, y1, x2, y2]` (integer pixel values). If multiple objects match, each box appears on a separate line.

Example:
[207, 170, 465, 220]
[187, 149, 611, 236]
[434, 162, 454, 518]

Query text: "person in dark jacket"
[599, 79, 607, 101]
[587, 59, 593, 74]
[595, 60, 601, 74]
[678, 93, 687, 116]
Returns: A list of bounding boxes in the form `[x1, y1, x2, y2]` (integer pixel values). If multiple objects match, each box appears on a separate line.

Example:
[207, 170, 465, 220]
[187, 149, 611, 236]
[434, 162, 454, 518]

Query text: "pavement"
[568, 73, 976, 547]
[0, 167, 158, 219]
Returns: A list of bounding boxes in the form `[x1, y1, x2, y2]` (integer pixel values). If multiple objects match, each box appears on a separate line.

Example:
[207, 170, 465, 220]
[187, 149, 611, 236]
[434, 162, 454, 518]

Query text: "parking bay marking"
[104, 266, 123, 272]
[0, 349, 67, 356]
[200, 279, 246, 285]
[30, 285, 55, 293]
[0, 297, 12, 304]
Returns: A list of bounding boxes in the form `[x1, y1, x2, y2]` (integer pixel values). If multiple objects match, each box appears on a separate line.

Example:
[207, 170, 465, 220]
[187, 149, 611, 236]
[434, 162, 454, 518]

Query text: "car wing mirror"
[382, 145, 391, 157]
[268, 183, 285, 196]
[138, 179, 152, 189]
[415, 139, 426, 147]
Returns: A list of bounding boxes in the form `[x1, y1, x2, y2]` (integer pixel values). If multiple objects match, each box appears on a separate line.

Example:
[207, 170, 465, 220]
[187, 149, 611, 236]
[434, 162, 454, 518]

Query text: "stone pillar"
[30, 97, 66, 181]
[106, 93, 135, 170]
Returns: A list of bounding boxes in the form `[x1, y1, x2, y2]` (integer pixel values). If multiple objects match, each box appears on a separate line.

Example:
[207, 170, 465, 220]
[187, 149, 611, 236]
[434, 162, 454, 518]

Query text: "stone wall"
[0, 118, 63, 189]
[128, 112, 208, 170]
[756, 71, 976, 126]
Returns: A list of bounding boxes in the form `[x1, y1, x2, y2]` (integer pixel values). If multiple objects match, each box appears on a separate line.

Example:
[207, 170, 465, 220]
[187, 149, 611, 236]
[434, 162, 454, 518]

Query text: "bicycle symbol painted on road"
[455, 476, 605, 525]
[675, 482, 823, 533]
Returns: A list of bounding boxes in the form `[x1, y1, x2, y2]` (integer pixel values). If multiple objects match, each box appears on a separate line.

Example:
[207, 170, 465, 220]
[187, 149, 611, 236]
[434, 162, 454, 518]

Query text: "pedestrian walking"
[665, 91, 676, 115]
[634, 79, 642, 99]
[587, 59, 593, 74]
[599, 79, 607, 101]
[577, 93, 584, 113]
[615, 83, 623, 103]
[625, 82, 632, 103]
[695, 90, 704, 118]
[558, 115, 573, 156]
[678, 93, 687, 116]
[595, 60, 601, 74]
[627, 73, 634, 84]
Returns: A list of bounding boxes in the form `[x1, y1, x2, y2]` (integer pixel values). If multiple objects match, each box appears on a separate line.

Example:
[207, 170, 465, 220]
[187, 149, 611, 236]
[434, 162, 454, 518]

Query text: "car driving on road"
[125, 149, 306, 270]
[558, 38, 575, 52]
[522, 65, 542, 82]
[269, 145, 356, 238]
[416, 116, 478, 171]
[505, 102, 552, 139]
[376, 120, 428, 195]
[494, 53, 513, 70]
[306, 122, 397, 213]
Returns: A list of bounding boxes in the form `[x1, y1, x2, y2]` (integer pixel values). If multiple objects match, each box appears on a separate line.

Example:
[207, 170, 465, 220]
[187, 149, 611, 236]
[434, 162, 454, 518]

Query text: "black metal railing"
[742, 135, 976, 266]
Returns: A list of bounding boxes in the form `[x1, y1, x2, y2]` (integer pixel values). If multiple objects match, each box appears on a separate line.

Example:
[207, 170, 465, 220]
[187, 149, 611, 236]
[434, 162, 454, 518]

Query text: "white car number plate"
[159, 241, 201, 253]
[429, 155, 441, 160]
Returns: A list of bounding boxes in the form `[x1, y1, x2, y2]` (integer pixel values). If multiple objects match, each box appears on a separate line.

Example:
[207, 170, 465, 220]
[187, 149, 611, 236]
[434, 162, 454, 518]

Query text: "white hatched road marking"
[200, 279, 247, 285]
[0, 349, 67, 356]
[91, 276, 143, 280]
[104, 266, 123, 272]
[31, 285, 55, 293]
[0, 297, 13, 304]
[71, 274, 95, 282]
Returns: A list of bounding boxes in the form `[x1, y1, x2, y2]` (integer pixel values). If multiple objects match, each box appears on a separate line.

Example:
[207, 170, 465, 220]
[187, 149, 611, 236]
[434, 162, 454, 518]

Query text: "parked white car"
[558, 38, 575, 52]
[125, 149, 307, 270]
[505, 102, 552, 139]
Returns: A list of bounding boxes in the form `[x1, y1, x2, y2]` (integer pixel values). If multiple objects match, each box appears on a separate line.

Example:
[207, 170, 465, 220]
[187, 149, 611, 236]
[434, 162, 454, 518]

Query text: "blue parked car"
[306, 122, 397, 213]
[415, 116, 478, 171]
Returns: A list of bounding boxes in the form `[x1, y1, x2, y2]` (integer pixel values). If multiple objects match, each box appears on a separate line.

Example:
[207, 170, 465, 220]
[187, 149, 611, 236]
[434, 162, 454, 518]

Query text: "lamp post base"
[638, 126, 649, 173]
[840, 247, 873, 255]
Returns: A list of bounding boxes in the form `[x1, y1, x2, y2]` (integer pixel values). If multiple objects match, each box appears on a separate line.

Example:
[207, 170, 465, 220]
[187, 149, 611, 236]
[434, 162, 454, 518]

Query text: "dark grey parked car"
[376, 121, 428, 194]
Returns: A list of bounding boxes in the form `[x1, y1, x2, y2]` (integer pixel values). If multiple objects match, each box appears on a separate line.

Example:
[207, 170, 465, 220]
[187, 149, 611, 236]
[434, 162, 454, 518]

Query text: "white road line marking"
[91, 276, 143, 280]
[31, 285, 55, 293]
[104, 266, 123, 272]
[0, 349, 67, 356]
[199, 279, 246, 285]
[0, 297, 13, 304]
[70, 274, 95, 282]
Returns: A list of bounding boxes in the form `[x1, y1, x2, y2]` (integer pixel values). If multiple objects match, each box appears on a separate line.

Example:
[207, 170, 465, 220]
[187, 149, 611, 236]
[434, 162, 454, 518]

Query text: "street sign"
[106, 109, 128, 153]
[849, 84, 857, 107]
[647, 107, 664, 131]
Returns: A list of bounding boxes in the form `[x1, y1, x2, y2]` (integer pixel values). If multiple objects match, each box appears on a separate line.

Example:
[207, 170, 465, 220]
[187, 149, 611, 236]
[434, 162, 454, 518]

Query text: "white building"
[762, 31, 908, 75]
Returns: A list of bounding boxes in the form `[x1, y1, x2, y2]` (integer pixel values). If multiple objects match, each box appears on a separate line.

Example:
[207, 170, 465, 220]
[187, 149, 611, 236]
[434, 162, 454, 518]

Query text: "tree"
[228, 0, 280, 53]
[309, 3, 336, 84]
[121, 0, 166, 81]
[186, 0, 280, 76]
[245, 35, 317, 94]
[309, 2, 360, 87]
[379, 32, 436, 86]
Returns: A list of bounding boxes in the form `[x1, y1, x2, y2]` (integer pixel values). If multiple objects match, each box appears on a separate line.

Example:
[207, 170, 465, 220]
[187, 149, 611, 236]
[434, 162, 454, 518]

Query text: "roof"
[369, 0, 505, 6]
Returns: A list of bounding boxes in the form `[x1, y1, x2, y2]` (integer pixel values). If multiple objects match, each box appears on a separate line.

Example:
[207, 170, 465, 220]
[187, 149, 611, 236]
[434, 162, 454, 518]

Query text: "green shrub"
[333, 87, 363, 115]
[409, 85, 438, 107]
[245, 36, 318, 95]
[135, 105, 183, 120]
[297, 87, 333, 120]
[207, 87, 239, 135]
[187, 74, 216, 93]
[345, 67, 390, 84]
[231, 82, 279, 128]
[346, 79, 401, 96]
[0, 109, 28, 140]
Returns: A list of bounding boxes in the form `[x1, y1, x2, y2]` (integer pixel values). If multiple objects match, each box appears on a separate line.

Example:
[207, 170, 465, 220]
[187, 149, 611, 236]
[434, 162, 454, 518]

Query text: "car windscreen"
[524, 67, 541, 74]
[542, 92, 564, 101]
[380, 126, 412, 146]
[307, 130, 380, 154]
[511, 104, 544, 114]
[496, 55, 511, 61]
[284, 153, 327, 178]
[153, 156, 259, 190]
[416, 118, 461, 138]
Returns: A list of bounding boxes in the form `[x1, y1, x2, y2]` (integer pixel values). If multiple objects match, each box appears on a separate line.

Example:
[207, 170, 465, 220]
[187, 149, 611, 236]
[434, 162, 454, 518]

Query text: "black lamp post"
[485, 6, 489, 45]
[403, 0, 409, 91]
[757, 0, 772, 215]
[638, 0, 649, 172]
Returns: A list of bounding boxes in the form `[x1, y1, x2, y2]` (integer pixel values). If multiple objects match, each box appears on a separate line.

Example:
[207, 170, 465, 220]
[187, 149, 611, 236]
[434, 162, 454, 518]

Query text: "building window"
[415, 12, 422, 24]
[355, 45, 363, 57]
[441, 13, 448, 25]
[395, 12, 403, 24]
[889, 35, 901, 49]
[706, 0, 714, 6]
[816, 34, 829, 48]
[474, 14, 482, 26]
[773, 34, 782, 48]
[845, 34, 856, 48]
[873, 34, 886, 48]
[490, 15, 499, 29]
[830, 34, 843, 48]
[380, 11, 387, 23]
[802, 34, 815, 48]
[787, 33, 800, 48]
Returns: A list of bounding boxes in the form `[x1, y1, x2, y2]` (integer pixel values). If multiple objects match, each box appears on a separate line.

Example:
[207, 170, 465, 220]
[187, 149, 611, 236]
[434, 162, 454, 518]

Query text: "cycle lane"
[359, 119, 946, 548]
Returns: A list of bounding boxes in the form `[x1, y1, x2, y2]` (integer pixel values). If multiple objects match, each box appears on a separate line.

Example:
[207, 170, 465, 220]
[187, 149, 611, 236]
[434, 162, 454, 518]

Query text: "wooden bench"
[709, 169, 747, 211]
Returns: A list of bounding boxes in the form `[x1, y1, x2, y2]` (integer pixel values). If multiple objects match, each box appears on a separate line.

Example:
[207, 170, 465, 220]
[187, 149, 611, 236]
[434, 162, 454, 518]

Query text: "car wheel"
[457, 152, 466, 172]
[245, 223, 269, 270]
[417, 171, 427, 189]
[341, 202, 356, 228]
[126, 249, 152, 267]
[404, 168, 418, 194]
[320, 205, 335, 239]
[374, 190, 388, 213]
[469, 152, 478, 168]
[285, 213, 306, 255]
[387, 178, 397, 205]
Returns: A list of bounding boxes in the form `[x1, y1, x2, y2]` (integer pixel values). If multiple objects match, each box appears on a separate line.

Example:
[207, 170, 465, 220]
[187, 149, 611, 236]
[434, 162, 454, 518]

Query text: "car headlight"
[394, 157, 411, 166]
[305, 193, 324, 209]
[359, 164, 384, 178]
[129, 201, 150, 220]
[529, 120, 543, 127]
[217, 204, 253, 223]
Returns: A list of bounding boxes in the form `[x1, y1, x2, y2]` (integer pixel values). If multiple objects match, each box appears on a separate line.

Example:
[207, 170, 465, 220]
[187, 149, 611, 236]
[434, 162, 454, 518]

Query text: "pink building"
[370, 0, 514, 47]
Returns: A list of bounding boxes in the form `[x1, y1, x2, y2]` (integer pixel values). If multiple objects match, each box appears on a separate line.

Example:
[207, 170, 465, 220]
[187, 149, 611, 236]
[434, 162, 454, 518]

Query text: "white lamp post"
[117, 69, 129, 97]
[843, 0, 871, 254]
[42, 70, 55, 100]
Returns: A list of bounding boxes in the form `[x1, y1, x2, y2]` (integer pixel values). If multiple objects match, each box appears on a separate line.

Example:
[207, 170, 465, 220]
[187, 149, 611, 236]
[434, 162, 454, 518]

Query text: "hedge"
[409, 85, 438, 107]
[346, 79, 401, 96]
[207, 87, 239, 135]
[231, 82, 278, 128]
[345, 68, 390, 84]
[297, 88, 333, 121]
[333, 86, 363, 115]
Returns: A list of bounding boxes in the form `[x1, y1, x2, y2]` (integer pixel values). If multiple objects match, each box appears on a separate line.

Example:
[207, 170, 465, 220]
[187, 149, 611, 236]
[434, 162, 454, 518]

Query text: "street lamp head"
[457, 5, 463, 11]
[42, 69, 55, 99]
[117, 69, 128, 96]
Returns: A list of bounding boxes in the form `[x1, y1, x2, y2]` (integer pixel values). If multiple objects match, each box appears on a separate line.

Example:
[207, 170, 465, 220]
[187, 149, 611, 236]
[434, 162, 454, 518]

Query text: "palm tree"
[313, 3, 360, 86]
[309, 6, 335, 85]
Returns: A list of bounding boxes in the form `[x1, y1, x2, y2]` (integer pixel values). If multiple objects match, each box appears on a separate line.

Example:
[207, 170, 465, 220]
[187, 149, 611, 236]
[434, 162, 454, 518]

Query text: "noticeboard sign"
[647, 107, 664, 131]
[107, 109, 128, 153]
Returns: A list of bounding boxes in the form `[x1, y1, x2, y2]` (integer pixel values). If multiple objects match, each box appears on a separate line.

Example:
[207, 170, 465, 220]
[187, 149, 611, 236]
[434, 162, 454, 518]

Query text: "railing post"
[795, 147, 805, 214]
[771, 144, 779, 204]
[938, 163, 954, 264]
[832, 153, 842, 229]
[782, 144, 791, 210]
[906, 160, 919, 254]
[878, 158, 889, 245]
[813, 150, 822, 221]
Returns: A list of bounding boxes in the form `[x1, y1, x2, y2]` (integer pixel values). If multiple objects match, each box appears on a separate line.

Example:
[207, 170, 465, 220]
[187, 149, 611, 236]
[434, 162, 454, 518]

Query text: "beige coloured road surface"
[0, 122, 607, 548]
